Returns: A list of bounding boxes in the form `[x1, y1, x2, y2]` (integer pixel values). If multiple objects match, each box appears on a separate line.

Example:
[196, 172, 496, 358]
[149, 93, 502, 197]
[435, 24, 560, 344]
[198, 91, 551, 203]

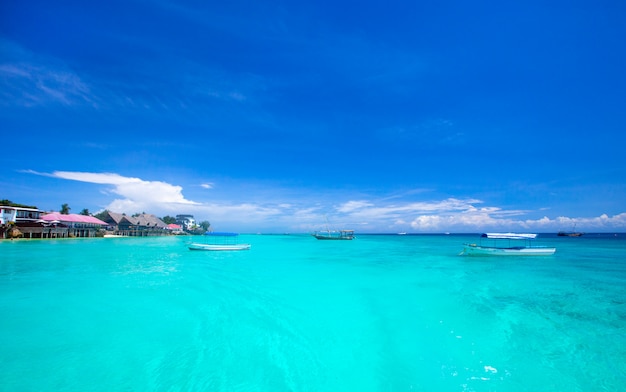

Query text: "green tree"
[60, 203, 71, 214]
[161, 215, 176, 224]
[94, 210, 109, 221]
[79, 208, 90, 216]
[0, 200, 38, 209]
[199, 220, 211, 231]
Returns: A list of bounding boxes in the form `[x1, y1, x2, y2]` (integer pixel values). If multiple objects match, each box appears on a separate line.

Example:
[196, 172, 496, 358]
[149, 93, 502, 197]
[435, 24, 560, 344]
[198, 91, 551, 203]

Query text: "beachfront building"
[166, 223, 185, 235]
[175, 214, 196, 231]
[1, 205, 43, 225]
[40, 212, 108, 238]
[1, 204, 45, 239]
[100, 211, 169, 236]
[1, 207, 108, 239]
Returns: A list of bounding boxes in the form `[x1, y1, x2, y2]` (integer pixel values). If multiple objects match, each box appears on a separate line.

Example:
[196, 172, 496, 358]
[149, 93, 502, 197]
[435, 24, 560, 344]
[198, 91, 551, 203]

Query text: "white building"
[0, 205, 43, 225]
[175, 214, 196, 231]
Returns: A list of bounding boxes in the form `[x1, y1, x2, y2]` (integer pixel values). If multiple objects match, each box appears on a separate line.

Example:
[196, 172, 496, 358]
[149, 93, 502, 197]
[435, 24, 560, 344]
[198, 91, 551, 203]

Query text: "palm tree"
[60, 204, 71, 214]
[80, 208, 90, 216]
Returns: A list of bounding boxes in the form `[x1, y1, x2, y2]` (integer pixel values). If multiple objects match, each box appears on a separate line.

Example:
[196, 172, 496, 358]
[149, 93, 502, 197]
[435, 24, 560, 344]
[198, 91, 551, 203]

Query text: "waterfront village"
[0, 200, 210, 240]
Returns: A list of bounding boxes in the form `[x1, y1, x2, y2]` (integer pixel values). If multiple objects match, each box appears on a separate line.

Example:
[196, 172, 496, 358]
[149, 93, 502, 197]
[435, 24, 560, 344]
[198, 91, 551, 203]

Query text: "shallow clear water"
[1, 234, 625, 391]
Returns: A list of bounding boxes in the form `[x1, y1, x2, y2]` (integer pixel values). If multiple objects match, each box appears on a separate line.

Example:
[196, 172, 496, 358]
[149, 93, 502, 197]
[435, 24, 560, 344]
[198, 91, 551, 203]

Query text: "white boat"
[188, 243, 251, 251]
[188, 232, 251, 251]
[312, 229, 355, 240]
[461, 233, 556, 256]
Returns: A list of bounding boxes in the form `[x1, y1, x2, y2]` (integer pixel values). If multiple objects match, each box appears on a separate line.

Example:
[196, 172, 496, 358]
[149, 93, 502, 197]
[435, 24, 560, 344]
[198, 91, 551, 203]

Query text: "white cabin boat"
[188, 232, 250, 251]
[462, 233, 556, 256]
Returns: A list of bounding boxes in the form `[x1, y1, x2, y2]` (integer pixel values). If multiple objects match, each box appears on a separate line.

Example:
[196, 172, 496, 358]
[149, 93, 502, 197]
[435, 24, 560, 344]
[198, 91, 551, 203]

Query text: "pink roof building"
[41, 213, 108, 226]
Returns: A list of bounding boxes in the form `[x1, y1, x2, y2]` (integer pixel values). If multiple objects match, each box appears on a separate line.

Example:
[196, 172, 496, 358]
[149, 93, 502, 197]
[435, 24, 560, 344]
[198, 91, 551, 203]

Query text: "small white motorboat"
[188, 232, 251, 251]
[461, 233, 556, 256]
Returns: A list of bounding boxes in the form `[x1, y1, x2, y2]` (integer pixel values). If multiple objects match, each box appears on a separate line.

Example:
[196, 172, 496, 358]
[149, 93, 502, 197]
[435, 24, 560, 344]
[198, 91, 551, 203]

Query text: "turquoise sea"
[1, 234, 625, 391]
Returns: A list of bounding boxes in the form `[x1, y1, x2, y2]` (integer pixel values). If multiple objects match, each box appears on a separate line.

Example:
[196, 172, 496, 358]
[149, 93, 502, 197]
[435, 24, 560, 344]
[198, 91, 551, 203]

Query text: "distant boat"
[557, 224, 584, 237]
[188, 232, 251, 251]
[461, 233, 556, 256]
[313, 216, 354, 240]
[312, 230, 355, 240]
[557, 231, 584, 237]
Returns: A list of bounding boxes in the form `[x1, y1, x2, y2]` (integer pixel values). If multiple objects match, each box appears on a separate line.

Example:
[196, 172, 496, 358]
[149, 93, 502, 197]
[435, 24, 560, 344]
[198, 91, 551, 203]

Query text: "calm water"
[1, 234, 625, 391]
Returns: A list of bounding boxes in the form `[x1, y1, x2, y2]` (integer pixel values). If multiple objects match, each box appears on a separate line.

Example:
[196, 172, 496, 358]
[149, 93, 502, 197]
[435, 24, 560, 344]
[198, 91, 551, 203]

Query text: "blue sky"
[1, 0, 625, 233]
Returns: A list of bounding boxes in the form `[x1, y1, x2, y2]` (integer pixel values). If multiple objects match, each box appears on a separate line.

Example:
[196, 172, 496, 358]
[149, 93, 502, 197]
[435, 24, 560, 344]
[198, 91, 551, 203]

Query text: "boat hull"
[188, 243, 250, 251]
[312, 230, 355, 240]
[463, 244, 555, 256]
[313, 235, 354, 240]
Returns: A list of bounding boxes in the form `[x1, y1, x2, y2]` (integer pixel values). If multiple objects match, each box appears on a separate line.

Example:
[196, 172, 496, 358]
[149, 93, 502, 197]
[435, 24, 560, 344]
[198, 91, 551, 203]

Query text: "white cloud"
[407, 209, 626, 233]
[26, 170, 626, 233]
[334, 198, 482, 224]
[331, 197, 626, 233]
[0, 62, 95, 107]
[48, 171, 199, 214]
[32, 170, 286, 230]
[53, 171, 143, 185]
[337, 200, 373, 212]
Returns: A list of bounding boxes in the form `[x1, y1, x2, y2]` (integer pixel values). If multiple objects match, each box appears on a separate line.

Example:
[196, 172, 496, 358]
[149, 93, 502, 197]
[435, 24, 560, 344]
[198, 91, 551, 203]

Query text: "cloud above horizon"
[27, 170, 198, 213]
[23, 170, 626, 232]
[23, 170, 285, 227]
[333, 199, 626, 232]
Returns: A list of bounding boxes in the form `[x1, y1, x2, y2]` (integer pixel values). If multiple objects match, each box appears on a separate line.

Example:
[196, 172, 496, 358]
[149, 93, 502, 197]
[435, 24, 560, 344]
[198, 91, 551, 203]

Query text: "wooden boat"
[188, 232, 250, 251]
[557, 225, 584, 237]
[557, 231, 583, 237]
[312, 229, 355, 240]
[461, 233, 556, 256]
